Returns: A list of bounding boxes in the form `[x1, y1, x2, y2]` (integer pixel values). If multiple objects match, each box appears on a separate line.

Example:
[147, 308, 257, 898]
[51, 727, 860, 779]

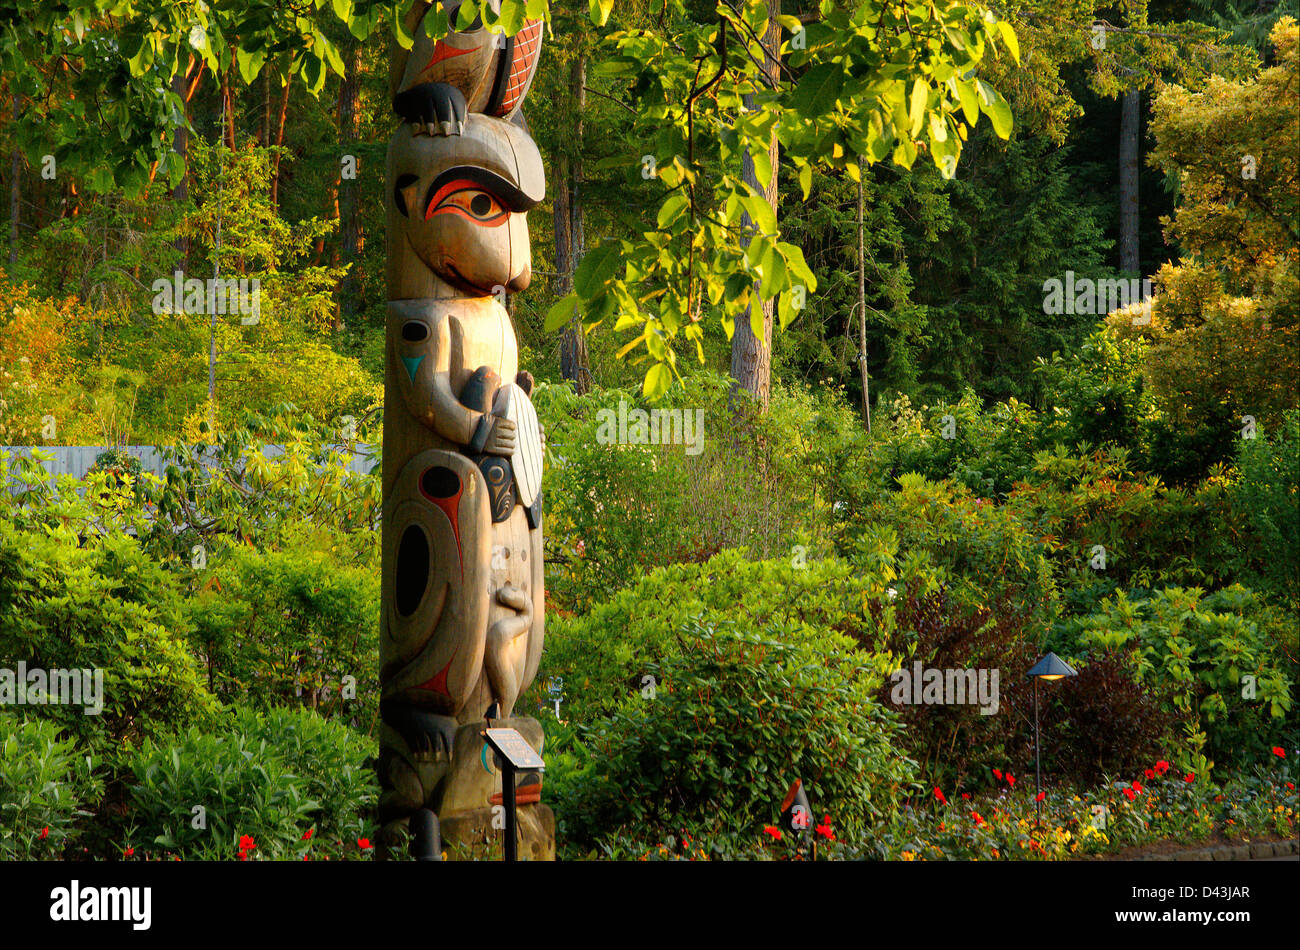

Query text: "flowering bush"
[115, 706, 377, 861]
[555, 620, 916, 859]
[841, 753, 1297, 861]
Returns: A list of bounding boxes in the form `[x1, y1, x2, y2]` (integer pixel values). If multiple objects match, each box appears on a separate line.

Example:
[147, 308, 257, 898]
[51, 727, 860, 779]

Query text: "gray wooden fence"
[1, 445, 378, 483]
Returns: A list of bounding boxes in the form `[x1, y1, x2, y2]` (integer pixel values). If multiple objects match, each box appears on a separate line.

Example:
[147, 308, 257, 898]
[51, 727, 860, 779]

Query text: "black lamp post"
[1026, 652, 1077, 823]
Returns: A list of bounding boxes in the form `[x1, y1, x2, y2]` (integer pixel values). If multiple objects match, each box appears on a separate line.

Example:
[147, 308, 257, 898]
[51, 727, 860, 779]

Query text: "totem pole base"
[376, 715, 554, 861]
[441, 803, 556, 862]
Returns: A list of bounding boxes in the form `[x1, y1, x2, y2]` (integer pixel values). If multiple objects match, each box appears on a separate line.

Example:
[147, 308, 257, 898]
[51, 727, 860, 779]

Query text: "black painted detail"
[395, 525, 430, 617]
[484, 35, 516, 117]
[525, 490, 543, 530]
[394, 174, 419, 217]
[402, 320, 429, 342]
[476, 455, 515, 523]
[392, 81, 466, 130]
[459, 365, 499, 413]
[420, 466, 460, 500]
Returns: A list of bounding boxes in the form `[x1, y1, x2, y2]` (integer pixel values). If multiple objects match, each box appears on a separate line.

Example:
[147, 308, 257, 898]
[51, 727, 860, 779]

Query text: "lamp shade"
[1026, 652, 1078, 680]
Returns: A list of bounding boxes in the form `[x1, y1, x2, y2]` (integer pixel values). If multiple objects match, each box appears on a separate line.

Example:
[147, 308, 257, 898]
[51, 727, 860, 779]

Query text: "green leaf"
[574, 240, 624, 298]
[751, 146, 773, 192]
[996, 21, 1020, 64]
[456, 1, 481, 31]
[236, 48, 266, 86]
[979, 84, 1013, 139]
[908, 80, 928, 138]
[590, 0, 614, 27]
[956, 78, 979, 126]
[544, 295, 579, 333]
[791, 64, 844, 117]
[657, 192, 689, 228]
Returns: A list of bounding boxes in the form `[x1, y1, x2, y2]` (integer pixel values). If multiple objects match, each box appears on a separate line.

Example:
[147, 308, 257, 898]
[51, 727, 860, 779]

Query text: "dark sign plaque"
[484, 728, 545, 772]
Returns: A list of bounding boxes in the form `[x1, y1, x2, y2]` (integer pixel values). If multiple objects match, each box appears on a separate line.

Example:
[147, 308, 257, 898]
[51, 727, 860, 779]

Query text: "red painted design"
[490, 784, 542, 806]
[497, 19, 542, 116]
[420, 470, 464, 578]
[422, 41, 474, 75]
[414, 647, 458, 697]
[424, 178, 508, 227]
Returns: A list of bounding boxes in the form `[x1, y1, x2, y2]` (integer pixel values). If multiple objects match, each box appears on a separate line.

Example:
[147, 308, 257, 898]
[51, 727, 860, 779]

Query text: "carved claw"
[393, 81, 467, 137]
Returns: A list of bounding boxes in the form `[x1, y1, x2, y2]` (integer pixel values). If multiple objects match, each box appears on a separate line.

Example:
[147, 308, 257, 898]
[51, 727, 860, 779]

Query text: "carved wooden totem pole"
[378, 0, 551, 860]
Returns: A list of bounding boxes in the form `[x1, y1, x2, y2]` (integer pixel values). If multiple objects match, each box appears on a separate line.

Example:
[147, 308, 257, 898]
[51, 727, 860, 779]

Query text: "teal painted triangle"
[401, 355, 424, 382]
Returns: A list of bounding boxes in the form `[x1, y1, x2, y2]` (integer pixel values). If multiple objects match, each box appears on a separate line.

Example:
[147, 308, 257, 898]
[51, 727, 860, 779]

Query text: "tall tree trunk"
[172, 68, 190, 258]
[857, 164, 870, 431]
[570, 54, 586, 263]
[220, 52, 237, 149]
[1118, 87, 1140, 275]
[730, 3, 781, 409]
[339, 38, 363, 327]
[557, 52, 591, 393]
[271, 78, 291, 208]
[8, 95, 21, 271]
[261, 68, 272, 145]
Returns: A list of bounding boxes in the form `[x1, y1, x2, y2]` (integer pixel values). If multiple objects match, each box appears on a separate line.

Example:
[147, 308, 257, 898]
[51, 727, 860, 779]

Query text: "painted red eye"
[425, 179, 508, 226]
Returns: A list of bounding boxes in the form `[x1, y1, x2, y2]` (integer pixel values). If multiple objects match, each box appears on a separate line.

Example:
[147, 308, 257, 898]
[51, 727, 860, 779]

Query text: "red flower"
[1131, 781, 1142, 793]
[762, 826, 783, 841]
[1123, 788, 1136, 801]
[1287, 783, 1295, 791]
[1006, 774, 1016, 788]
[1272, 746, 1286, 758]
[961, 792, 970, 800]
[1184, 773, 1196, 783]
[1155, 760, 1170, 775]
[815, 822, 835, 841]
[992, 769, 1002, 780]
[238, 834, 256, 853]
[357, 838, 372, 850]
[933, 787, 947, 805]
[1035, 791, 1046, 802]
[971, 812, 985, 827]
[1144, 769, 1154, 780]
[302, 828, 313, 841]
[38, 826, 49, 841]
[124, 846, 134, 858]
[237, 851, 248, 861]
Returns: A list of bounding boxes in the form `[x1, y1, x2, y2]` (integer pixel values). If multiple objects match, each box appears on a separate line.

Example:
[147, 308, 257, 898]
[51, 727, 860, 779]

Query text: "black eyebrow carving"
[423, 165, 540, 217]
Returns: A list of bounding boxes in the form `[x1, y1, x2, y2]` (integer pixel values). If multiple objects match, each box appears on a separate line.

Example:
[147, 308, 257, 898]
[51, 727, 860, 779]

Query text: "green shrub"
[531, 543, 934, 725]
[187, 535, 379, 731]
[0, 713, 102, 859]
[0, 521, 218, 749]
[536, 374, 855, 615]
[1054, 585, 1295, 772]
[557, 621, 917, 857]
[117, 706, 377, 861]
[1006, 444, 1240, 599]
[866, 391, 1046, 499]
[846, 472, 1060, 631]
[1231, 408, 1300, 610]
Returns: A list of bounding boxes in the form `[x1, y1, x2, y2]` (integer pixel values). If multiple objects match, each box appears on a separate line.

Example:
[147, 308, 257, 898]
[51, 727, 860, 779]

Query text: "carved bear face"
[387, 115, 545, 295]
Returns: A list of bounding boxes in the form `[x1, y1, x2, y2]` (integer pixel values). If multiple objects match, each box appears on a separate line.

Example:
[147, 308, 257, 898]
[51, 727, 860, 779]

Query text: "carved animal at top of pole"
[378, 0, 551, 858]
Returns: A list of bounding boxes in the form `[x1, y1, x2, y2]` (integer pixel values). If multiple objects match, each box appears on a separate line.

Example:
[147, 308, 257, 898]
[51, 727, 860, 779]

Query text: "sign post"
[483, 727, 545, 862]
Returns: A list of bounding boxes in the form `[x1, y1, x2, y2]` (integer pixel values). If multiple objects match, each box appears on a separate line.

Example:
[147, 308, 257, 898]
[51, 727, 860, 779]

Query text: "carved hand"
[482, 415, 517, 457]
